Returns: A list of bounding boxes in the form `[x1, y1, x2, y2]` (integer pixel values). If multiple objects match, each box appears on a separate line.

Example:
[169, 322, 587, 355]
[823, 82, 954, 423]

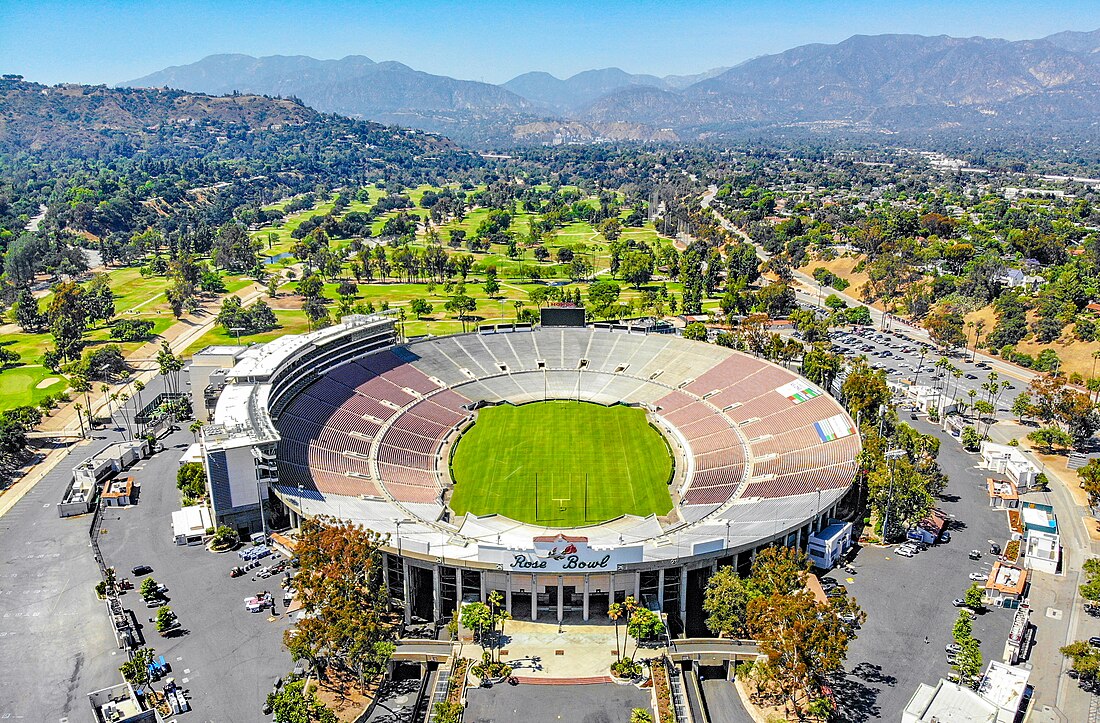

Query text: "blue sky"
[1, 0, 1097, 85]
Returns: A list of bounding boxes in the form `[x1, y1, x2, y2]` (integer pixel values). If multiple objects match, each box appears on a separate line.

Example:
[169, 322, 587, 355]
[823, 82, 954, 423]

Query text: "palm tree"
[73, 402, 86, 439]
[117, 393, 133, 440]
[71, 374, 93, 430]
[100, 384, 111, 422]
[609, 601, 625, 661]
[132, 380, 145, 435]
[189, 419, 205, 443]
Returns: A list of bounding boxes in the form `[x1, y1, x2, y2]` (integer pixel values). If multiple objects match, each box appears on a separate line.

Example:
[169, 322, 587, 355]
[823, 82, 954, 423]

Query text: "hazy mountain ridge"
[0, 78, 458, 159]
[121, 29, 1100, 146]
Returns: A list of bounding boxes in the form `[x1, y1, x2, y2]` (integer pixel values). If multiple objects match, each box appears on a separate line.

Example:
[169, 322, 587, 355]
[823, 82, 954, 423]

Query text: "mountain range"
[123, 28, 1100, 147]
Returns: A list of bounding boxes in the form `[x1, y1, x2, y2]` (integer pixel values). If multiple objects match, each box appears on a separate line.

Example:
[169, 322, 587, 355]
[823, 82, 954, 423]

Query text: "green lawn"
[449, 401, 673, 527]
[0, 365, 63, 408]
[183, 309, 311, 357]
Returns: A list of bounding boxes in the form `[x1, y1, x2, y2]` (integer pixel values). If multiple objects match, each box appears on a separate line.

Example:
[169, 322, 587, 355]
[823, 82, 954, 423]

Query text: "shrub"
[611, 658, 642, 678]
[109, 318, 156, 342]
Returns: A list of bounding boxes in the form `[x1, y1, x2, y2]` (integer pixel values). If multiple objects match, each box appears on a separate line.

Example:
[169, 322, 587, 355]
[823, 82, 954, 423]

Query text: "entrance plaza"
[467, 619, 626, 680]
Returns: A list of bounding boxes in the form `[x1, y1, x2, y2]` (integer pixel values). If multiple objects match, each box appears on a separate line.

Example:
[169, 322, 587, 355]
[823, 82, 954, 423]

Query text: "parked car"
[131, 565, 153, 576]
[945, 643, 961, 654]
[969, 572, 988, 581]
[1089, 637, 1100, 647]
[969, 550, 982, 560]
[990, 543, 1002, 556]
[895, 547, 916, 558]
[952, 598, 968, 607]
[230, 566, 245, 578]
[940, 532, 951, 543]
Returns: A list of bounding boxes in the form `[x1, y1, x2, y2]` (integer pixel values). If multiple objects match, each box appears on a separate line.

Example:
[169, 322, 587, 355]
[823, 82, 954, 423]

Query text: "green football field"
[448, 401, 674, 527]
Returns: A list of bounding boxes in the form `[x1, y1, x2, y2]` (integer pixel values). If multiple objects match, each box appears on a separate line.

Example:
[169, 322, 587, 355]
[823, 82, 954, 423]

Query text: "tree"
[409, 298, 433, 319]
[960, 426, 982, 451]
[11, 288, 44, 332]
[626, 607, 665, 661]
[155, 605, 176, 634]
[1011, 392, 1033, 423]
[83, 273, 116, 327]
[156, 341, 184, 397]
[747, 589, 859, 711]
[1027, 426, 1074, 454]
[284, 517, 396, 684]
[587, 280, 621, 320]
[266, 679, 338, 723]
[444, 294, 477, 331]
[460, 602, 493, 650]
[924, 306, 967, 352]
[177, 462, 206, 500]
[1062, 640, 1100, 682]
[952, 610, 973, 643]
[46, 280, 87, 361]
[841, 359, 891, 421]
[619, 250, 654, 288]
[483, 269, 500, 298]
[703, 566, 756, 638]
[608, 596, 638, 666]
[682, 322, 707, 341]
[119, 647, 153, 688]
[964, 583, 984, 609]
[955, 638, 983, 681]
[140, 577, 162, 602]
[598, 217, 622, 242]
[1081, 559, 1100, 603]
[630, 709, 653, 723]
[845, 305, 873, 326]
[1079, 460, 1100, 508]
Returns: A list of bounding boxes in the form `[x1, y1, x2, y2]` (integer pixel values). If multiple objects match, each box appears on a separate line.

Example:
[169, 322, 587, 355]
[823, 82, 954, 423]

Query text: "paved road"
[834, 416, 1015, 722]
[700, 678, 752, 723]
[464, 682, 652, 723]
[96, 425, 296, 722]
[0, 430, 126, 721]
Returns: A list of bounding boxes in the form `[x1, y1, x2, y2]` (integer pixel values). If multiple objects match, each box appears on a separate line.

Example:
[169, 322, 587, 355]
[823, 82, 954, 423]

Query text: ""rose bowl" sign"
[479, 534, 644, 572]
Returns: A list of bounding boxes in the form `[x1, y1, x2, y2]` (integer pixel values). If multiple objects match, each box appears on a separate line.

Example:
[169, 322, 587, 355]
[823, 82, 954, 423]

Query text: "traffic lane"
[836, 419, 1014, 721]
[97, 428, 296, 723]
[0, 433, 123, 720]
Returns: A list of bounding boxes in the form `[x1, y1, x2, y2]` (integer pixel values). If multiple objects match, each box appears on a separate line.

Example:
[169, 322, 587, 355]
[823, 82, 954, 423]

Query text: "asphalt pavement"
[0, 430, 122, 721]
[95, 425, 297, 722]
[832, 416, 1016, 722]
[463, 681, 652, 723]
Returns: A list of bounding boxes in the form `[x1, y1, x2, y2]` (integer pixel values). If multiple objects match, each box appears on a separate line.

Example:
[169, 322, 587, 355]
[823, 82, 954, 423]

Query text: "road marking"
[1047, 607, 1064, 620]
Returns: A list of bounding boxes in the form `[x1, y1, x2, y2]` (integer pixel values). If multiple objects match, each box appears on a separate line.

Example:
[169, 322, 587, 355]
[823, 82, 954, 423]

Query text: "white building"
[806, 521, 853, 570]
[979, 443, 1039, 488]
[902, 679, 997, 722]
[903, 662, 1030, 723]
[976, 661, 1031, 723]
[1023, 530, 1060, 575]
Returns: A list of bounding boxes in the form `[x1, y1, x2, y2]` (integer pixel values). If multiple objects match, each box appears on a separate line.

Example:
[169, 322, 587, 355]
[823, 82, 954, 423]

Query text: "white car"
[895, 547, 916, 558]
[969, 572, 988, 581]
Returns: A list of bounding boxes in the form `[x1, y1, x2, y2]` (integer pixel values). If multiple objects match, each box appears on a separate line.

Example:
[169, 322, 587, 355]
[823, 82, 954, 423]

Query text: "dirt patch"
[312, 670, 380, 722]
[798, 255, 875, 306]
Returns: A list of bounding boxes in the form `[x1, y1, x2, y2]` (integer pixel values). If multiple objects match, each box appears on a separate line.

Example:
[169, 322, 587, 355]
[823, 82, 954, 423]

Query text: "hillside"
[0, 78, 461, 164]
[0, 79, 318, 152]
[121, 29, 1100, 147]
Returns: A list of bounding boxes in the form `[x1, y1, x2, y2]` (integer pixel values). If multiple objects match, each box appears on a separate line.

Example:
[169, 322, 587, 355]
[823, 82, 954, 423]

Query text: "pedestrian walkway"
[479, 619, 626, 680]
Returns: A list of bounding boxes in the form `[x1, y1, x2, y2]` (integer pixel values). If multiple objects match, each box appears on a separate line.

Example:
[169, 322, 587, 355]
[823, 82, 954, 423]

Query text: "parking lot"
[812, 324, 1024, 414]
[96, 427, 297, 722]
[831, 417, 1017, 722]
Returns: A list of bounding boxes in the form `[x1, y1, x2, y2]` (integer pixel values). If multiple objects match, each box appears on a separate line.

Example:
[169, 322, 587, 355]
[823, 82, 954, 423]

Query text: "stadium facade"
[197, 314, 860, 633]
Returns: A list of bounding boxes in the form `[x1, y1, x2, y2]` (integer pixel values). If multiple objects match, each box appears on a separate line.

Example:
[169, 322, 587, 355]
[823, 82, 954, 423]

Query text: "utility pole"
[882, 449, 906, 543]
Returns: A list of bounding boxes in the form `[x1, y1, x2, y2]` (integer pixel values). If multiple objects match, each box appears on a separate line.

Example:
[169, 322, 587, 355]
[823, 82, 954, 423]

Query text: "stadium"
[197, 311, 860, 635]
